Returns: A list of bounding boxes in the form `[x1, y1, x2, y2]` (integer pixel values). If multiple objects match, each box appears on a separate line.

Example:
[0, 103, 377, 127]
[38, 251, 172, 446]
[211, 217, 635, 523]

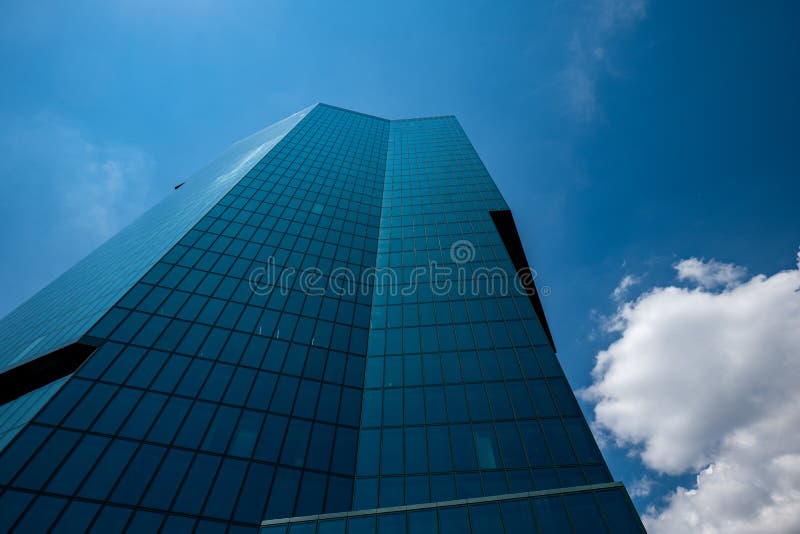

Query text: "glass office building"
[0, 104, 644, 532]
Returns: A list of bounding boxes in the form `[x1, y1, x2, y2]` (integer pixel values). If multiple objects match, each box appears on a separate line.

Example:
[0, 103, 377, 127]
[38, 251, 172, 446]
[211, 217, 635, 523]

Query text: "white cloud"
[612, 274, 640, 300]
[561, 0, 647, 121]
[629, 475, 655, 498]
[584, 250, 800, 533]
[675, 257, 748, 289]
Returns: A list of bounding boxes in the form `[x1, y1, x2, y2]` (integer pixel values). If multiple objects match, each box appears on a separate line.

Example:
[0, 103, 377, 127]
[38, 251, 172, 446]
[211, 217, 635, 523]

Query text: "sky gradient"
[1, 1, 799, 531]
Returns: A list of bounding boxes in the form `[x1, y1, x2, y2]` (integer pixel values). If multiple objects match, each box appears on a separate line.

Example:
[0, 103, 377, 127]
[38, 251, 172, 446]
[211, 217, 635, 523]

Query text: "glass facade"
[0, 104, 644, 532]
[259, 484, 642, 534]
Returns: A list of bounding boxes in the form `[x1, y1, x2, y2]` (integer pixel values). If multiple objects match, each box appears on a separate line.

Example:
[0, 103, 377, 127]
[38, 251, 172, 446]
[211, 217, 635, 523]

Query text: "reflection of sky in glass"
[0, 376, 67, 450]
[0, 105, 313, 372]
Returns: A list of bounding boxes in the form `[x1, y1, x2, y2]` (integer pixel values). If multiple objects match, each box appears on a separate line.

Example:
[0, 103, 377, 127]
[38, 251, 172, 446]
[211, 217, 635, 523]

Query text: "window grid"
[0, 104, 637, 533]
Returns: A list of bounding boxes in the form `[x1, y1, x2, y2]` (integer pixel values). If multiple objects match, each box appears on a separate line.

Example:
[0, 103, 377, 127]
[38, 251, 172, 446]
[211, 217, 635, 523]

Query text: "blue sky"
[2, 1, 799, 530]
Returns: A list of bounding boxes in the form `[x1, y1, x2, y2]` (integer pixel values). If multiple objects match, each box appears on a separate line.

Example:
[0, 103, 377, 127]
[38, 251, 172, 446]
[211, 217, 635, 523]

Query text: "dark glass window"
[532, 496, 571, 532]
[141, 448, 193, 509]
[595, 489, 643, 534]
[564, 492, 609, 533]
[109, 443, 163, 503]
[438, 506, 469, 534]
[14, 429, 80, 489]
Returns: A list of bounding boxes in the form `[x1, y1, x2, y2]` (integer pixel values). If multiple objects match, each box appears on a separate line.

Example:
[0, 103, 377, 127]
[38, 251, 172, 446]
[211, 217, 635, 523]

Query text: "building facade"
[0, 104, 644, 532]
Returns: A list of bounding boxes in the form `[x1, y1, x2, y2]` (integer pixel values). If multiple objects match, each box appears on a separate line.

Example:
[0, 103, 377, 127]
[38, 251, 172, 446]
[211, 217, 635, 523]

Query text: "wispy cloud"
[560, 0, 647, 121]
[612, 273, 640, 300]
[0, 114, 160, 316]
[1, 114, 158, 242]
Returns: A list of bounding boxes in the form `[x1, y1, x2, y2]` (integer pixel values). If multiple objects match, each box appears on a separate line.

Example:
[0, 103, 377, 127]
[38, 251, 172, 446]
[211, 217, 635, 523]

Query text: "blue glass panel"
[255, 414, 288, 463]
[469, 502, 505, 533]
[76, 343, 124, 380]
[141, 448, 193, 509]
[47, 434, 109, 494]
[15, 495, 67, 532]
[107, 442, 163, 502]
[482, 470, 508, 496]
[0, 424, 50, 484]
[324, 475, 353, 513]
[126, 350, 167, 388]
[331, 426, 357, 475]
[474, 424, 500, 469]
[500, 499, 535, 532]
[317, 519, 346, 534]
[428, 426, 453, 471]
[540, 419, 577, 465]
[563, 492, 609, 533]
[118, 391, 166, 439]
[33, 379, 90, 427]
[288, 523, 316, 534]
[438, 506, 469, 534]
[348, 516, 376, 534]
[564, 417, 601, 464]
[520, 421, 552, 467]
[455, 472, 482, 499]
[281, 419, 312, 467]
[532, 496, 571, 532]
[127, 511, 165, 532]
[559, 466, 586, 487]
[0, 490, 34, 532]
[381, 427, 403, 475]
[377, 512, 405, 534]
[64, 382, 115, 428]
[52, 500, 101, 533]
[357, 428, 380, 475]
[296, 471, 327, 516]
[234, 462, 274, 523]
[173, 454, 221, 514]
[162, 515, 197, 532]
[203, 405, 240, 453]
[450, 424, 478, 470]
[353, 477, 379, 510]
[405, 474, 430, 505]
[204, 458, 247, 520]
[403, 387, 425, 425]
[265, 467, 301, 519]
[379, 476, 404, 507]
[594, 489, 643, 533]
[92, 388, 141, 434]
[14, 429, 80, 489]
[90, 505, 133, 533]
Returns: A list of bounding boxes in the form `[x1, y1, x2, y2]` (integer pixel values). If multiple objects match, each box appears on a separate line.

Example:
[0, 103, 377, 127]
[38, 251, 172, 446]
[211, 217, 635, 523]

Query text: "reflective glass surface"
[0, 104, 643, 532]
[258, 485, 643, 534]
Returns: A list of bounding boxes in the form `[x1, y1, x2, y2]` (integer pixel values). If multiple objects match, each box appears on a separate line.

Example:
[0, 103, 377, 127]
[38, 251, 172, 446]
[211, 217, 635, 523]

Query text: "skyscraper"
[0, 104, 644, 532]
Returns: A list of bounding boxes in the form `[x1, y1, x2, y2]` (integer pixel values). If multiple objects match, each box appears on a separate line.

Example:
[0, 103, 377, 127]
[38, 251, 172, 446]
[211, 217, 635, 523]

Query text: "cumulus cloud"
[584, 250, 800, 533]
[675, 257, 748, 289]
